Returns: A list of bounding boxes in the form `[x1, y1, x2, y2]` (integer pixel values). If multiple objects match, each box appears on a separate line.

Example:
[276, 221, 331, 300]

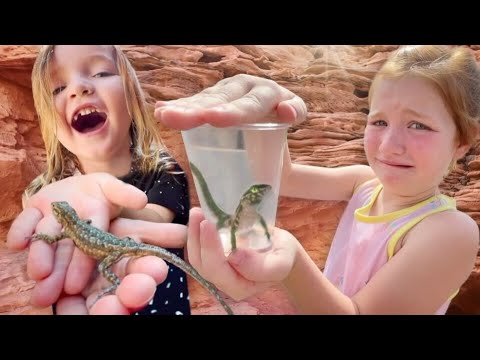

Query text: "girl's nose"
[379, 128, 406, 155]
[69, 78, 94, 98]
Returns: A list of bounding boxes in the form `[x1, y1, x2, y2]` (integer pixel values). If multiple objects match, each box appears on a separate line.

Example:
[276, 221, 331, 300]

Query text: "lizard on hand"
[189, 161, 271, 251]
[29, 201, 234, 315]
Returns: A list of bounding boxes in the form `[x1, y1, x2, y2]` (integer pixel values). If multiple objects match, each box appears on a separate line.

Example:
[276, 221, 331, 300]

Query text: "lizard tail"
[189, 162, 230, 222]
[137, 244, 234, 315]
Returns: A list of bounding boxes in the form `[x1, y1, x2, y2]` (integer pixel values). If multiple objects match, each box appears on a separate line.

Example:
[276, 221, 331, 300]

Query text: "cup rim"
[235, 122, 290, 130]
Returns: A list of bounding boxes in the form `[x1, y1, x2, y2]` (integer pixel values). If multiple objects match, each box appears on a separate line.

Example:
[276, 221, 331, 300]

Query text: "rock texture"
[0, 45, 479, 315]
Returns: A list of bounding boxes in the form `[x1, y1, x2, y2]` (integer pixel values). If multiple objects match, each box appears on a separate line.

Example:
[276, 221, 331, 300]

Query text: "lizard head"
[51, 201, 79, 225]
[242, 184, 272, 205]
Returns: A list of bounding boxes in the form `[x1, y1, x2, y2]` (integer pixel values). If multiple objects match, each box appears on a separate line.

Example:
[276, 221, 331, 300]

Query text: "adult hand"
[6, 173, 148, 310]
[154, 74, 307, 130]
[58, 218, 187, 315]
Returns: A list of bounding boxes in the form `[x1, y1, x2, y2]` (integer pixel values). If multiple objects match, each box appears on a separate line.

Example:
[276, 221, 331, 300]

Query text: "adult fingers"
[27, 215, 63, 280]
[64, 249, 96, 295]
[88, 274, 157, 314]
[115, 274, 158, 310]
[89, 295, 130, 315]
[277, 97, 307, 124]
[55, 295, 89, 315]
[114, 254, 169, 286]
[110, 218, 187, 248]
[96, 174, 148, 210]
[63, 211, 108, 294]
[6, 207, 43, 251]
[30, 239, 75, 307]
[155, 76, 252, 110]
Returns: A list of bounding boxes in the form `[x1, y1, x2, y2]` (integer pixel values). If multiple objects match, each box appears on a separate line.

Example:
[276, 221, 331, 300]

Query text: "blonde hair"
[24, 45, 176, 206]
[369, 45, 480, 148]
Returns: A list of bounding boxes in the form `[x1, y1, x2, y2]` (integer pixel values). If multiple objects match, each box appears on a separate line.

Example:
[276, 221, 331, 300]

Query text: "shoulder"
[410, 210, 478, 245]
[404, 210, 479, 272]
[348, 165, 376, 194]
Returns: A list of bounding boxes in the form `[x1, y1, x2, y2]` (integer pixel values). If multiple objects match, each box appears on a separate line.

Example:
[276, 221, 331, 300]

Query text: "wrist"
[282, 236, 302, 287]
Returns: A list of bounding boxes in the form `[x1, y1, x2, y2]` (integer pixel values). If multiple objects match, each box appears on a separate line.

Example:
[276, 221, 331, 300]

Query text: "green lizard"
[29, 201, 234, 315]
[189, 161, 272, 251]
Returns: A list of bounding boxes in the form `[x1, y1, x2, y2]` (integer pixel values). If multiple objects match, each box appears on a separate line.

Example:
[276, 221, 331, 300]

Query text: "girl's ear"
[454, 124, 479, 160]
[455, 143, 470, 160]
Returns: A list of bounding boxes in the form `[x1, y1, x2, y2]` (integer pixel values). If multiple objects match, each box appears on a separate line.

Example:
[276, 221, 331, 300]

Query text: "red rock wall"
[1, 45, 479, 315]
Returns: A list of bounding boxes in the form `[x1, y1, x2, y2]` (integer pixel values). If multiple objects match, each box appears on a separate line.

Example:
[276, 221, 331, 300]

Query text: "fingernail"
[291, 105, 297, 119]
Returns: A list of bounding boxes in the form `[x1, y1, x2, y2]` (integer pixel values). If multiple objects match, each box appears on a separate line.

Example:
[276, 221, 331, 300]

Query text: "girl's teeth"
[74, 108, 98, 122]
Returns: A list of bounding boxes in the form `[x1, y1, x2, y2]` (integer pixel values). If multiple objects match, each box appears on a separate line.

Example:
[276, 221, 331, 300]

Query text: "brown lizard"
[29, 201, 234, 315]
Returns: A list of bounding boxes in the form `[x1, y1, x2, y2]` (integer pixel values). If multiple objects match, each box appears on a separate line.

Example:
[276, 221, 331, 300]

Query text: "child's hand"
[154, 74, 307, 130]
[6, 173, 149, 309]
[186, 207, 298, 301]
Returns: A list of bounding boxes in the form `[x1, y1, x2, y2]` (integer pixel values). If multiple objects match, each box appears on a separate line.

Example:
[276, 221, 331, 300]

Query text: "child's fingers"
[229, 228, 297, 282]
[186, 207, 206, 271]
[198, 220, 242, 288]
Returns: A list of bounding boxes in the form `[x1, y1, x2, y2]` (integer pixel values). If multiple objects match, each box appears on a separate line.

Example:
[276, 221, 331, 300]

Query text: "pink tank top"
[323, 179, 457, 315]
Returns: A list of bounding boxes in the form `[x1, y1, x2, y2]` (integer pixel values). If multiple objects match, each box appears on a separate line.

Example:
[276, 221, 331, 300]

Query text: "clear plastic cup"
[182, 123, 289, 255]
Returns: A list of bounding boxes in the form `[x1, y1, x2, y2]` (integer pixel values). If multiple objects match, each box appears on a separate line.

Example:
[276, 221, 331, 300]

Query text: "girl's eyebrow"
[50, 53, 114, 78]
[87, 53, 115, 65]
[403, 108, 431, 120]
[367, 110, 383, 118]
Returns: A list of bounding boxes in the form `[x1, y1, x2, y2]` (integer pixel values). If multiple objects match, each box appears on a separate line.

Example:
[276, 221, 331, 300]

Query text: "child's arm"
[283, 210, 478, 314]
[118, 162, 189, 224]
[280, 145, 376, 201]
[348, 211, 478, 314]
[119, 204, 174, 223]
[188, 205, 478, 314]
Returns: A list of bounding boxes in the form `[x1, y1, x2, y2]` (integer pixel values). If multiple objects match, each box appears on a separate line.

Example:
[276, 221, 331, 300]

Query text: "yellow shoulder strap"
[386, 198, 458, 301]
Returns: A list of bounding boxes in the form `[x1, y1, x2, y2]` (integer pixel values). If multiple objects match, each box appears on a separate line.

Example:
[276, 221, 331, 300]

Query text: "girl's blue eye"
[409, 122, 430, 130]
[372, 120, 387, 126]
[93, 72, 111, 78]
[53, 86, 65, 95]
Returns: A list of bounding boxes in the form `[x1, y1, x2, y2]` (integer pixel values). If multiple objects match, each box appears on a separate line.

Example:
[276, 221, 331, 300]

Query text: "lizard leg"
[230, 220, 238, 251]
[28, 232, 68, 245]
[89, 252, 124, 309]
[258, 215, 271, 240]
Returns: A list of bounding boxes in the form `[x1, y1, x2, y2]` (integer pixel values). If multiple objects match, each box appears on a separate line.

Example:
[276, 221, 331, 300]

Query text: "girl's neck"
[371, 185, 439, 216]
[79, 151, 133, 178]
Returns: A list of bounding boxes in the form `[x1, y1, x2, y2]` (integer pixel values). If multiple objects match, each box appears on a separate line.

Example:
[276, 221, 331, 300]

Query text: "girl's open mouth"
[72, 112, 107, 133]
